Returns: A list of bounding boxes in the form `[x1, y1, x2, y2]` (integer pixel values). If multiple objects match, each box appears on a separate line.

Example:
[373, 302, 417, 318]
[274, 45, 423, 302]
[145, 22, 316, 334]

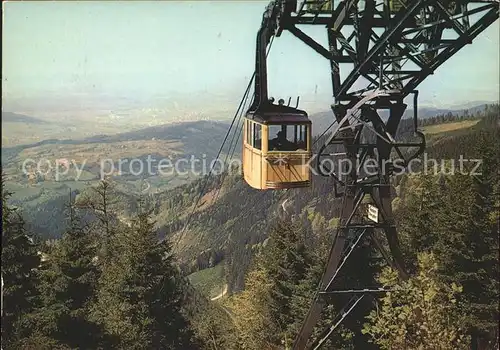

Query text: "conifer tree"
[432, 134, 499, 347]
[396, 130, 499, 347]
[26, 191, 106, 348]
[396, 174, 442, 269]
[230, 220, 314, 348]
[189, 297, 238, 350]
[363, 252, 470, 350]
[92, 208, 197, 349]
[75, 179, 117, 264]
[230, 266, 278, 349]
[262, 220, 313, 347]
[1, 180, 41, 347]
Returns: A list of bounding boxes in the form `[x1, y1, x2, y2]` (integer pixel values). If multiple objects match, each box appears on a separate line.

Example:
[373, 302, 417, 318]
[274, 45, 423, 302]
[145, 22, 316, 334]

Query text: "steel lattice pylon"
[257, 0, 499, 348]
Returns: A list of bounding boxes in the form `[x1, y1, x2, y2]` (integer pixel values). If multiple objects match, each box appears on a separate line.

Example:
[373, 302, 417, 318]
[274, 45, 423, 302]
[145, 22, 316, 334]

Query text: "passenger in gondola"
[270, 130, 294, 151]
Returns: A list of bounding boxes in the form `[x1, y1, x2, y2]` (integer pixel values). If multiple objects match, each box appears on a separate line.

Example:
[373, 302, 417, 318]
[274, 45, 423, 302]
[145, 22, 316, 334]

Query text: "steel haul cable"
[212, 34, 275, 204]
[173, 75, 254, 250]
[173, 32, 280, 249]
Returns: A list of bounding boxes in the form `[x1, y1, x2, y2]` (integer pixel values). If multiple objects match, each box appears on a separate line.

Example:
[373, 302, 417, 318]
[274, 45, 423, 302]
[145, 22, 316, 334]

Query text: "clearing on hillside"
[422, 119, 480, 135]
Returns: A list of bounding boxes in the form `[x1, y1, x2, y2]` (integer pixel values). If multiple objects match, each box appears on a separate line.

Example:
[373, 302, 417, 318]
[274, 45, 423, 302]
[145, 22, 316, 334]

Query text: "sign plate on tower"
[367, 204, 379, 223]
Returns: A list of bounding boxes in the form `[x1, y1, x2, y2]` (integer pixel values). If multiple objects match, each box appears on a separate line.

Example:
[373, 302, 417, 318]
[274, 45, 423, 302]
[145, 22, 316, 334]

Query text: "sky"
[2, 0, 499, 111]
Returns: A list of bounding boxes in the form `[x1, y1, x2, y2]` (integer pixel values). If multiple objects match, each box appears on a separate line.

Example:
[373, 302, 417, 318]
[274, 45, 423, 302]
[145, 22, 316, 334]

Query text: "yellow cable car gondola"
[242, 4, 312, 190]
[243, 100, 312, 190]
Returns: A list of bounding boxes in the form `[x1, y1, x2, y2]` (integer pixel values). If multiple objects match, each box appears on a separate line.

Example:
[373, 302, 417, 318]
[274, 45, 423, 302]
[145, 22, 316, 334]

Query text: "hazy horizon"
[2, 1, 499, 115]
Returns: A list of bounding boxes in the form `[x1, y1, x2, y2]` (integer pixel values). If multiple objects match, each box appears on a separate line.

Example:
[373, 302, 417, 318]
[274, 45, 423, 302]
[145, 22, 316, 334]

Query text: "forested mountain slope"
[165, 104, 499, 292]
[2, 104, 498, 349]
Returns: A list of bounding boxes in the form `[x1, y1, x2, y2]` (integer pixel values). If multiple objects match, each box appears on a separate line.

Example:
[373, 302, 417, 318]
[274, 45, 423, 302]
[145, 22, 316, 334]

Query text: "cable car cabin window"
[245, 120, 262, 150]
[268, 124, 308, 151]
[246, 120, 252, 145]
[253, 123, 262, 150]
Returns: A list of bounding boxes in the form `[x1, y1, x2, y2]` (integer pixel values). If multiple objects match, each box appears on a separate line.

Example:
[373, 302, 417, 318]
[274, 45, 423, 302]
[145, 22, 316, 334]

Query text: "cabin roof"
[246, 105, 311, 125]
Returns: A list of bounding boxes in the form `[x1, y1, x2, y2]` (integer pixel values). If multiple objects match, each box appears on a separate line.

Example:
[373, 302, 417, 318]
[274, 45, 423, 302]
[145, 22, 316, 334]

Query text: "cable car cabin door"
[243, 119, 266, 189]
